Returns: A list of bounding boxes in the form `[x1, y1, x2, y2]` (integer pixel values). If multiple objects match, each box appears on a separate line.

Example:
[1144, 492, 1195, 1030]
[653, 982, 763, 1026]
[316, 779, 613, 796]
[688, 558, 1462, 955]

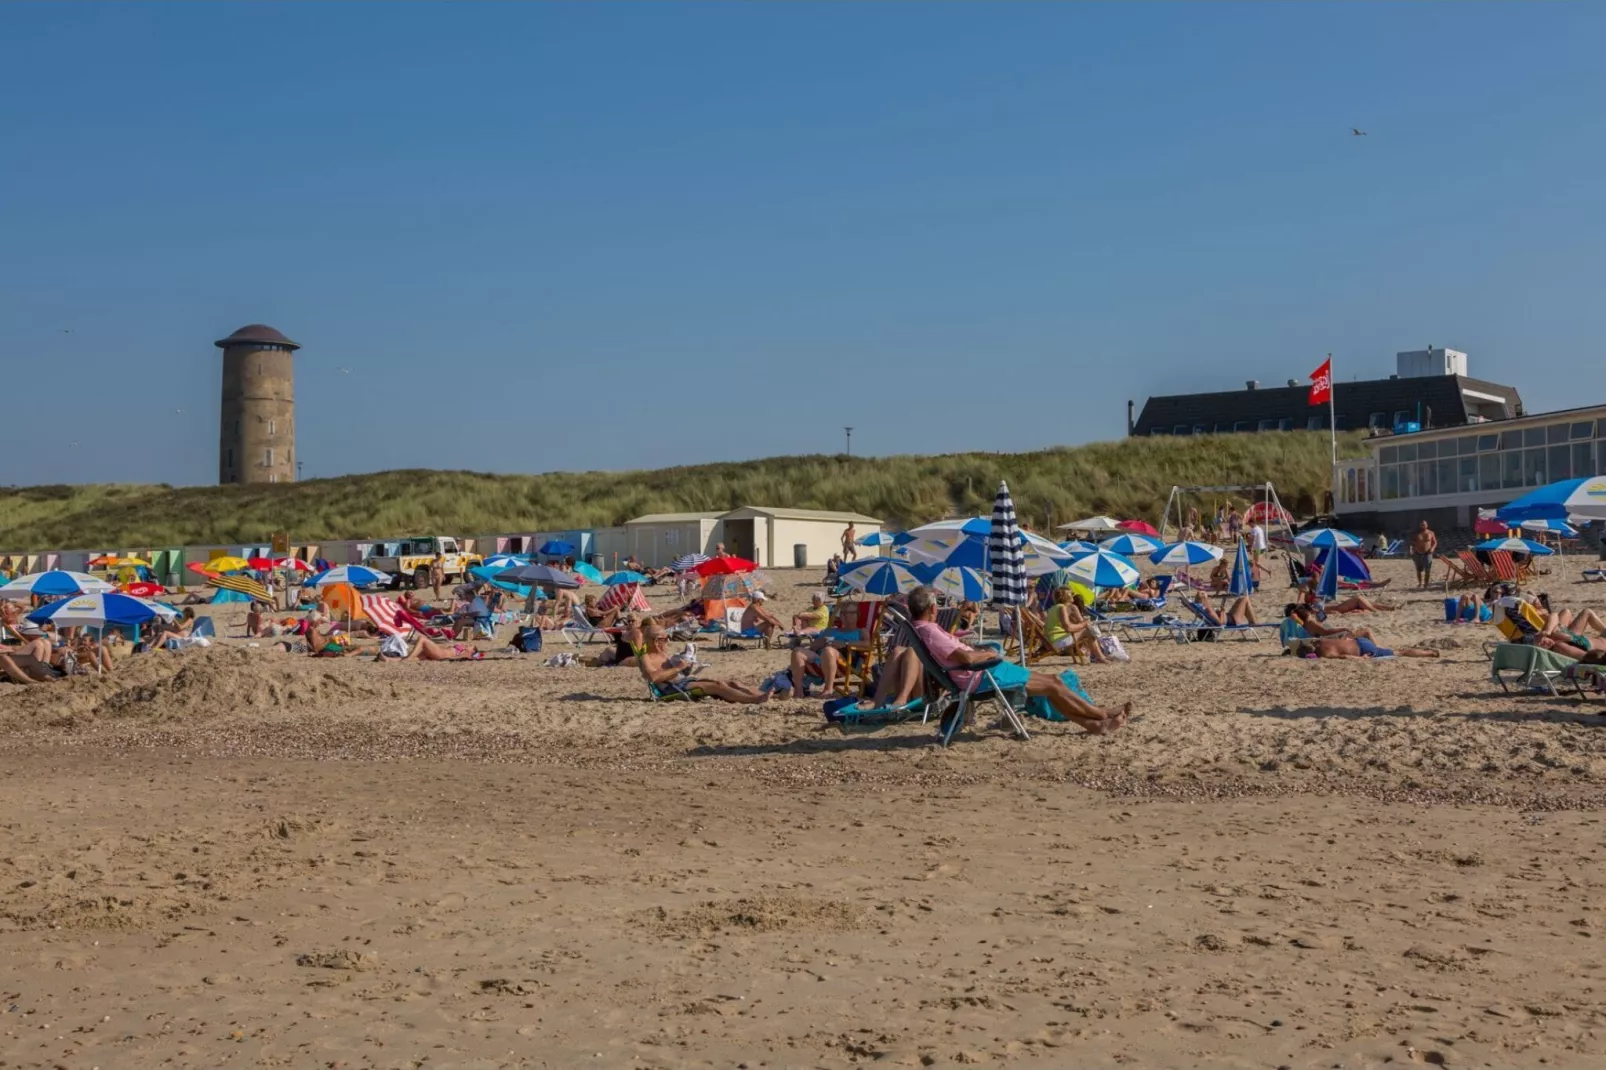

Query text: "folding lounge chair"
[717, 606, 767, 650]
[1488, 551, 1522, 586]
[883, 606, 1030, 747]
[1584, 568, 1606, 583]
[562, 605, 620, 645]
[1459, 551, 1497, 586]
[1182, 599, 1276, 641]
[1490, 642, 1575, 697]
[1438, 554, 1480, 590]
[822, 692, 927, 731]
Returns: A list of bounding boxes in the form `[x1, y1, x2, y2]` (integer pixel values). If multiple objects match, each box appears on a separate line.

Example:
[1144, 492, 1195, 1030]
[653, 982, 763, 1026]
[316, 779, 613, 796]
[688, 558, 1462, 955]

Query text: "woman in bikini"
[635, 622, 768, 703]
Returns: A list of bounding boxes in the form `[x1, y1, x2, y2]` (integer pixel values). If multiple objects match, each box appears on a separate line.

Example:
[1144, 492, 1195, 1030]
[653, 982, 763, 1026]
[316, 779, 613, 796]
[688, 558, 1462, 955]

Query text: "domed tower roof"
[214, 324, 300, 351]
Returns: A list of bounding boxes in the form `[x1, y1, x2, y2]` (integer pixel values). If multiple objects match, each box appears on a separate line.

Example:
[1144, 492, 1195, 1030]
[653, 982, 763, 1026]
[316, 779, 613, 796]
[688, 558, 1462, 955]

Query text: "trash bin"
[793, 544, 808, 568]
[589, 553, 604, 570]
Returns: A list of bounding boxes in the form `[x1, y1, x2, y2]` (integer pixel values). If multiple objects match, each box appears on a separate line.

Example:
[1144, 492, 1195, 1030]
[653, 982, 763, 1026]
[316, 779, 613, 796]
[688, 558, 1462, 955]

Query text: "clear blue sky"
[3, 3, 1603, 486]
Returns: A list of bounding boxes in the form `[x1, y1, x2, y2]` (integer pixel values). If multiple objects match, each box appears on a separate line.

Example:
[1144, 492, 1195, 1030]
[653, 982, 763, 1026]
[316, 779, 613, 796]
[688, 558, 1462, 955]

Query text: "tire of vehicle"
[413, 567, 431, 590]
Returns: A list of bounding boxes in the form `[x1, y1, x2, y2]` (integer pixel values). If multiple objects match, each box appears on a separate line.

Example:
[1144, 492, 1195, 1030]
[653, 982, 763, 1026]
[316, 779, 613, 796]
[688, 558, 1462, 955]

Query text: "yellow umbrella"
[208, 555, 252, 572]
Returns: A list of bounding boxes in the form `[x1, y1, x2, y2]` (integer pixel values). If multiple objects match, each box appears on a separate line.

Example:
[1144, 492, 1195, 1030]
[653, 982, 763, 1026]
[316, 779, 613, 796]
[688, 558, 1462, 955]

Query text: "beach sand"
[5, 556, 1606, 1067]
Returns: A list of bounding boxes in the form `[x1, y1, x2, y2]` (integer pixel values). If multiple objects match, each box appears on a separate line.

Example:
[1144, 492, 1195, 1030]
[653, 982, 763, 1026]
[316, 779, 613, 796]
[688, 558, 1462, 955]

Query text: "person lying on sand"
[636, 622, 769, 703]
[1194, 596, 1259, 627]
[378, 634, 483, 661]
[0, 650, 57, 684]
[1300, 584, 1397, 613]
[1296, 636, 1440, 660]
[905, 586, 1129, 734]
[1287, 604, 1374, 642]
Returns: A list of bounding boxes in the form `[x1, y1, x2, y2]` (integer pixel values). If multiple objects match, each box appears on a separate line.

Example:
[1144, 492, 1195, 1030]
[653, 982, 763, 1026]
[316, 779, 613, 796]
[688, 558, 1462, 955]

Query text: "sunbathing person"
[840, 643, 925, 712]
[905, 586, 1129, 734]
[1288, 604, 1374, 642]
[1043, 588, 1107, 663]
[788, 642, 842, 698]
[0, 650, 57, 685]
[1194, 596, 1260, 627]
[1301, 636, 1440, 660]
[379, 634, 482, 661]
[636, 623, 768, 703]
[1301, 585, 1398, 613]
[739, 592, 784, 646]
[581, 594, 622, 630]
[1207, 559, 1230, 592]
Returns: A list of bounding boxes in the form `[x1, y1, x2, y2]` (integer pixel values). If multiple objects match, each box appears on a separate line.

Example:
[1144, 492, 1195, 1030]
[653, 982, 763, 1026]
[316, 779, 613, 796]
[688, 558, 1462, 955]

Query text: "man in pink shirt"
[906, 586, 1129, 735]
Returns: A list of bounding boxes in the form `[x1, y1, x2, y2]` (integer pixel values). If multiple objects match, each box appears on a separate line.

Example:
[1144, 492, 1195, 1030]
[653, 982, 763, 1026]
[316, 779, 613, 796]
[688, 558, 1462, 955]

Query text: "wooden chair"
[1438, 554, 1480, 589]
[837, 600, 886, 697]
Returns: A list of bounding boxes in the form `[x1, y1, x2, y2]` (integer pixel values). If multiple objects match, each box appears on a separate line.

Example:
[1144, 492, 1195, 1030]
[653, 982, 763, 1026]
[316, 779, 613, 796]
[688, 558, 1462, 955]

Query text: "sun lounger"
[1181, 599, 1277, 641]
[1584, 569, 1606, 583]
[1437, 554, 1480, 590]
[1490, 642, 1575, 696]
[562, 605, 620, 645]
[717, 607, 767, 650]
[822, 694, 927, 731]
[884, 605, 1030, 746]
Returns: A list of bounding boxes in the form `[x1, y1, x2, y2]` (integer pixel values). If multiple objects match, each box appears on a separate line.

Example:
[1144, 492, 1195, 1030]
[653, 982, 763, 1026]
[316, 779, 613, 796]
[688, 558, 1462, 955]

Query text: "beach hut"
[718, 506, 883, 569]
[623, 512, 725, 568]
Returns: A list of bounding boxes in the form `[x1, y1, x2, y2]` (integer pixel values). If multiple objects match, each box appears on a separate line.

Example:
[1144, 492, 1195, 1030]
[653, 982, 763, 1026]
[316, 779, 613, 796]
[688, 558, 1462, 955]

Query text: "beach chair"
[998, 608, 1053, 664]
[1490, 642, 1575, 697]
[1181, 598, 1277, 641]
[883, 605, 1029, 746]
[1460, 551, 1497, 585]
[1437, 554, 1479, 590]
[561, 605, 619, 645]
[836, 600, 886, 697]
[1488, 551, 1522, 586]
[717, 606, 767, 650]
[1584, 568, 1606, 583]
[1377, 538, 1405, 557]
[821, 692, 927, 731]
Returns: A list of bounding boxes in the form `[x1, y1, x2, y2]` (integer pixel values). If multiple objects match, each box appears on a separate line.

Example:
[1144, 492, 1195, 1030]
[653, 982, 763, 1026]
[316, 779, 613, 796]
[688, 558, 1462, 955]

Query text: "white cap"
[753, 591, 766, 601]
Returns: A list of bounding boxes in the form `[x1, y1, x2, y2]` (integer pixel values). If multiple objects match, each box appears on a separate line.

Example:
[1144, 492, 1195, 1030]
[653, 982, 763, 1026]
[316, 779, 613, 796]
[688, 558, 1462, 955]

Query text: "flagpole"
[1327, 352, 1337, 512]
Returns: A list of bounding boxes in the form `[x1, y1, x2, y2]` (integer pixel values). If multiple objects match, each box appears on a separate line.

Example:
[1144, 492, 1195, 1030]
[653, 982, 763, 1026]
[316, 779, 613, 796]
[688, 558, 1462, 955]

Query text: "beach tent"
[1312, 546, 1373, 584]
[210, 587, 252, 604]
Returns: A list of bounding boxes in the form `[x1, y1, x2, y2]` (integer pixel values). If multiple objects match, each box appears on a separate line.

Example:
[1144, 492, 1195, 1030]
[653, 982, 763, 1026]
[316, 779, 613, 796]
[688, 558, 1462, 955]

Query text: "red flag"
[1308, 357, 1332, 406]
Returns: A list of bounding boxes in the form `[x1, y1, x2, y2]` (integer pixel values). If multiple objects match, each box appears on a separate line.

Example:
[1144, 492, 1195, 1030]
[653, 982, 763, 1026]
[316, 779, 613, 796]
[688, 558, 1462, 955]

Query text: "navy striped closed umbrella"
[988, 480, 1030, 610]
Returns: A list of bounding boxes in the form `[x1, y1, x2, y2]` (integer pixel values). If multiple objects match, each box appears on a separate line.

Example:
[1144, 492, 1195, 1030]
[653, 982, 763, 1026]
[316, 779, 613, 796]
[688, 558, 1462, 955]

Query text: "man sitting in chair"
[739, 591, 784, 646]
[904, 586, 1130, 734]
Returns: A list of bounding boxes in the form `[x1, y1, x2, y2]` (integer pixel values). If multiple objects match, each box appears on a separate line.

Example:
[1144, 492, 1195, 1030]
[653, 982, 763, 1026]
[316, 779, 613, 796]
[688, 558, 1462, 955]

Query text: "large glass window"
[1500, 429, 1522, 450]
[1573, 421, 1594, 440]
[1419, 441, 1437, 459]
[1400, 444, 1418, 462]
[1409, 462, 1426, 496]
[1435, 458, 1455, 494]
[1575, 443, 1594, 480]
[1357, 468, 1369, 501]
[1525, 448, 1548, 485]
[1418, 461, 1438, 496]
[1502, 450, 1524, 489]
[1456, 457, 1476, 493]
[1549, 444, 1572, 482]
[1379, 445, 1399, 464]
[1548, 423, 1570, 444]
[1478, 434, 1498, 452]
[1345, 469, 1358, 502]
[1525, 427, 1547, 447]
[1381, 466, 1400, 500]
[1458, 436, 1478, 455]
[1479, 453, 1501, 491]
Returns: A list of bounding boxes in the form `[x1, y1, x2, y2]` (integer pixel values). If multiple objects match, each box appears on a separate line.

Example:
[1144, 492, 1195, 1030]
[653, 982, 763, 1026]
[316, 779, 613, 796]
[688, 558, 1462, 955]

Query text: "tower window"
[263, 447, 274, 467]
[226, 448, 234, 469]
[268, 419, 276, 436]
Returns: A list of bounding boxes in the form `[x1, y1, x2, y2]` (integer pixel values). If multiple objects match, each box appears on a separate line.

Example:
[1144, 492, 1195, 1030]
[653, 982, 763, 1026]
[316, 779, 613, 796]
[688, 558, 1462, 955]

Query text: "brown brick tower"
[216, 324, 299, 484]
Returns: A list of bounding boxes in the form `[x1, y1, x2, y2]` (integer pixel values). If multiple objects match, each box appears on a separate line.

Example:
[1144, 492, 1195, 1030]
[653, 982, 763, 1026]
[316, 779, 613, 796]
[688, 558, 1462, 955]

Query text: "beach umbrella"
[1117, 519, 1160, 536]
[1473, 537, 1556, 556]
[206, 556, 252, 573]
[537, 540, 576, 557]
[89, 555, 151, 568]
[1057, 516, 1122, 533]
[988, 481, 1031, 673]
[1226, 536, 1254, 598]
[1497, 476, 1606, 524]
[1293, 527, 1361, 551]
[856, 531, 898, 546]
[1057, 539, 1099, 554]
[207, 574, 272, 602]
[694, 556, 757, 577]
[605, 570, 648, 586]
[572, 561, 605, 585]
[1064, 548, 1140, 590]
[837, 558, 923, 597]
[497, 563, 581, 588]
[671, 552, 711, 572]
[469, 566, 534, 598]
[28, 592, 176, 674]
[479, 553, 529, 571]
[1315, 541, 1341, 603]
[1099, 533, 1162, 557]
[1519, 519, 1578, 538]
[902, 518, 1071, 577]
[307, 565, 393, 588]
[911, 563, 992, 602]
[1149, 540, 1224, 567]
[1474, 513, 1510, 536]
[699, 572, 765, 602]
[120, 581, 166, 598]
[0, 570, 115, 602]
[186, 561, 220, 578]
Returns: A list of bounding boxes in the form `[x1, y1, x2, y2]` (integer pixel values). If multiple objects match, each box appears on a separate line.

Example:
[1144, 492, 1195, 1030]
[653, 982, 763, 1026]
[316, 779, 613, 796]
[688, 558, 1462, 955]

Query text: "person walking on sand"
[842, 523, 858, 562]
[1409, 520, 1438, 588]
[1249, 517, 1268, 569]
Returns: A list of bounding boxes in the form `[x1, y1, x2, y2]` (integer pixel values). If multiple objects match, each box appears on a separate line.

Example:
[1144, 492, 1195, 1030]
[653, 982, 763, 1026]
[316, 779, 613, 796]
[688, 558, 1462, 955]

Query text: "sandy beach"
[6, 556, 1606, 1068]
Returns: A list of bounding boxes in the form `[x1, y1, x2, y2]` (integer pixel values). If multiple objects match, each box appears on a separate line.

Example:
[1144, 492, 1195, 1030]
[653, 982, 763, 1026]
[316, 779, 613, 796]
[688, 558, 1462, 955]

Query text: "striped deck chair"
[1488, 551, 1522, 585]
[837, 600, 886, 697]
[1460, 551, 1498, 585]
[598, 582, 652, 614]
[1438, 553, 1481, 589]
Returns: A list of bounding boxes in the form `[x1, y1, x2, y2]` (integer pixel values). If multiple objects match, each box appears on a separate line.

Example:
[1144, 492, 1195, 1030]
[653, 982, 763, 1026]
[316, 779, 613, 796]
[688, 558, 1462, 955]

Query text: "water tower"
[216, 324, 299, 484]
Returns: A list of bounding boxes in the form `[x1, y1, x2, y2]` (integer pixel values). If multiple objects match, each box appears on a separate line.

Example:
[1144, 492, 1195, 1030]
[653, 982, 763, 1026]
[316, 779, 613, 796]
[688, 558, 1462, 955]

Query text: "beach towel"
[1024, 669, 1093, 721]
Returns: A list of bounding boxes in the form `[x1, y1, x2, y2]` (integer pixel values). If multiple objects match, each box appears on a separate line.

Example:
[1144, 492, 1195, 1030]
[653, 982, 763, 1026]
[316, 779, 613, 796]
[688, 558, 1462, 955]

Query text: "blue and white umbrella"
[0, 569, 115, 602]
[1227, 536, 1256, 598]
[538, 540, 576, 557]
[27, 591, 177, 628]
[902, 518, 1070, 577]
[1057, 539, 1100, 554]
[856, 531, 898, 547]
[479, 553, 529, 571]
[671, 553, 710, 572]
[1099, 533, 1162, 557]
[1149, 540, 1224, 567]
[989, 482, 1031, 679]
[1474, 537, 1556, 556]
[1314, 538, 1341, 603]
[1497, 476, 1606, 524]
[1064, 548, 1140, 590]
[1294, 527, 1362, 551]
[911, 563, 992, 602]
[307, 565, 393, 588]
[1519, 519, 1577, 538]
[837, 558, 923, 597]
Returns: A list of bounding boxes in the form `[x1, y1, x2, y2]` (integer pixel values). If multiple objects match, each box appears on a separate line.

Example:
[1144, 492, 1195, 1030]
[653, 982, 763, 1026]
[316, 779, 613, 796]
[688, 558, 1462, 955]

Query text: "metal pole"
[1328, 354, 1338, 514]
[844, 427, 853, 456]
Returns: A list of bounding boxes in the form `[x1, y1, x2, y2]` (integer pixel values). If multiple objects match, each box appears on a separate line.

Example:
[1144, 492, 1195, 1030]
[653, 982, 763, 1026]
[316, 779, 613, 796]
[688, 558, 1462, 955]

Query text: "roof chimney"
[1287, 379, 1298, 388]
[1246, 380, 1259, 391]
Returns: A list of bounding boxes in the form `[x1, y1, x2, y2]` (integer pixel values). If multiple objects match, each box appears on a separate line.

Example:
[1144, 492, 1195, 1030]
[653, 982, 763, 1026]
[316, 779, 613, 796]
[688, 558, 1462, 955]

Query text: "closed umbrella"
[1227, 536, 1255, 598]
[0, 570, 115, 602]
[837, 559, 922, 597]
[1314, 538, 1341, 603]
[988, 481, 1031, 671]
[1099, 533, 1161, 557]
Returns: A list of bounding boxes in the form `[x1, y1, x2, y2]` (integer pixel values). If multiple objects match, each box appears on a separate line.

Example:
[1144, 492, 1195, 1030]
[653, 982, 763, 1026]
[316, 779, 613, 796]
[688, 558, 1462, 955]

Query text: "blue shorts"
[1355, 636, 1393, 658]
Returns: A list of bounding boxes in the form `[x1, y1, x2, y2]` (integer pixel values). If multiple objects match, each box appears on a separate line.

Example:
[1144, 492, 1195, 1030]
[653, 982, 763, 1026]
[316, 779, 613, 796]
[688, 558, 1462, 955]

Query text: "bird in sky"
[1350, 128, 1368, 136]
[60, 328, 72, 333]
[174, 408, 183, 414]
[338, 366, 352, 375]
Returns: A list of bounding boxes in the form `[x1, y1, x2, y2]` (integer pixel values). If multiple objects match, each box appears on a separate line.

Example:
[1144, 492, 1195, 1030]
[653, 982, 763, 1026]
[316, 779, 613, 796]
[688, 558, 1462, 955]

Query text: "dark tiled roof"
[214, 324, 299, 350]
[1133, 375, 1521, 435]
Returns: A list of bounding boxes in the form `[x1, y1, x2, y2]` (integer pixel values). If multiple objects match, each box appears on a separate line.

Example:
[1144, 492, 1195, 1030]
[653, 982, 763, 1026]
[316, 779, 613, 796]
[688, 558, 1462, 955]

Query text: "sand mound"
[4, 647, 389, 728]
[639, 895, 865, 938]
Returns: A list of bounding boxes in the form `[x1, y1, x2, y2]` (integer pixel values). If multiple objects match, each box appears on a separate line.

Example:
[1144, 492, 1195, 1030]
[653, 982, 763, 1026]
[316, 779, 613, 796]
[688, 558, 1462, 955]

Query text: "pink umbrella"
[1474, 516, 1509, 536]
[1117, 519, 1159, 535]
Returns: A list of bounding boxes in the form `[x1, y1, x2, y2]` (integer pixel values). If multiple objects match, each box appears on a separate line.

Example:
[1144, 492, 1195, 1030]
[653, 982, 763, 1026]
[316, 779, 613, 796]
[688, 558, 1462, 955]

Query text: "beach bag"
[1025, 669, 1093, 721]
[511, 626, 543, 654]
[1096, 634, 1130, 662]
[379, 633, 409, 659]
